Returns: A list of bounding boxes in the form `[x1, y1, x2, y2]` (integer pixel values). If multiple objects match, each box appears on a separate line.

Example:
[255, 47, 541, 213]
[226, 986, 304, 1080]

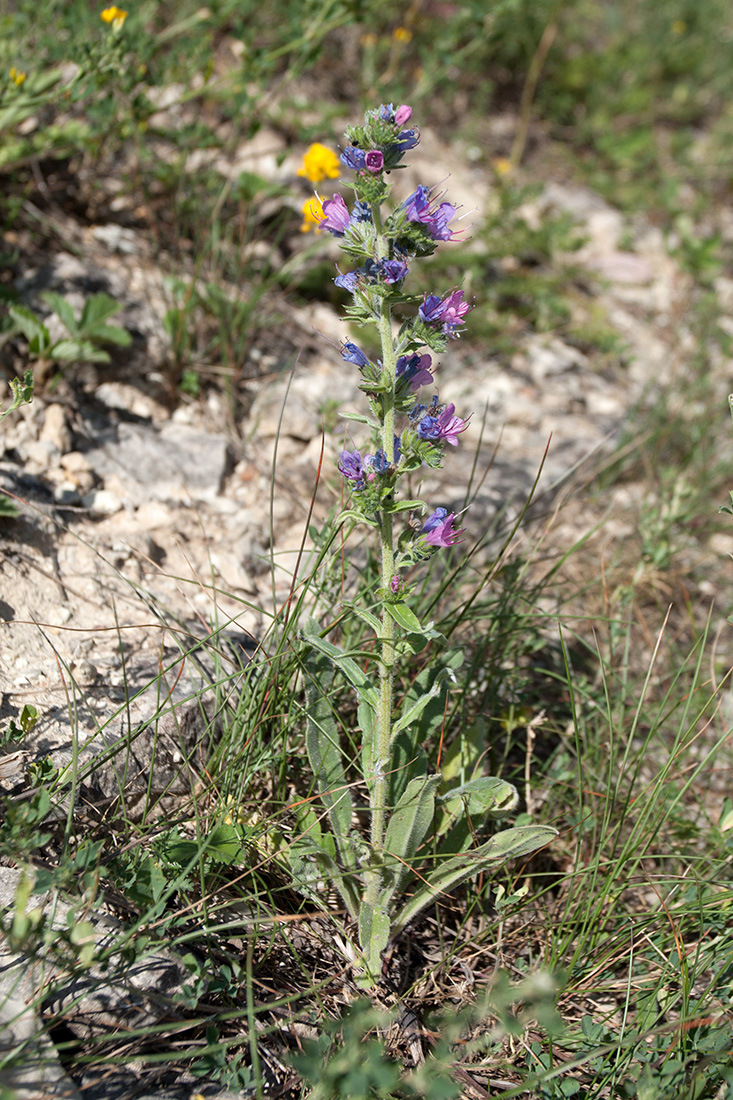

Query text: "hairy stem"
[366, 201, 397, 906]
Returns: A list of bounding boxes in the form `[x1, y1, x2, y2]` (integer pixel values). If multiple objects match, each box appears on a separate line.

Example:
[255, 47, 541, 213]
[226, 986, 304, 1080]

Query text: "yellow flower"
[492, 157, 513, 177]
[300, 196, 325, 233]
[100, 6, 127, 30]
[671, 19, 686, 34]
[9, 67, 26, 86]
[393, 26, 413, 43]
[298, 142, 341, 184]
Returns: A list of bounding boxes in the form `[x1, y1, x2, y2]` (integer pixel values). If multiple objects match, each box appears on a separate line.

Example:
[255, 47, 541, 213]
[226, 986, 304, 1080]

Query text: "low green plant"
[8, 291, 131, 378]
[0, 702, 38, 747]
[290, 104, 555, 986]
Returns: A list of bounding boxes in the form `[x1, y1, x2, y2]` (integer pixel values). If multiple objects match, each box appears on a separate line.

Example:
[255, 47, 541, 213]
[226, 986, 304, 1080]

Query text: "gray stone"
[83, 421, 232, 505]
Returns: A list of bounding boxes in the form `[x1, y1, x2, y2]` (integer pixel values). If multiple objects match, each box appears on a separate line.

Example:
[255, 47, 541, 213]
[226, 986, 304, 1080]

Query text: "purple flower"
[417, 402, 471, 446]
[402, 185, 458, 240]
[379, 103, 395, 120]
[402, 185, 431, 222]
[319, 193, 351, 236]
[396, 353, 433, 391]
[381, 259, 409, 284]
[365, 150, 384, 174]
[341, 342, 369, 368]
[390, 574, 404, 595]
[394, 104, 412, 127]
[419, 289, 472, 334]
[338, 450, 365, 488]
[422, 508, 464, 547]
[334, 259, 382, 294]
[341, 146, 366, 171]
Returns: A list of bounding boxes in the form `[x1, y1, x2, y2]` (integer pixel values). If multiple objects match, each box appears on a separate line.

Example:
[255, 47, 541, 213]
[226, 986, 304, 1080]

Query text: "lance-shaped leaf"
[359, 901, 391, 982]
[382, 774, 440, 905]
[391, 671, 450, 737]
[436, 777, 520, 854]
[391, 825, 557, 937]
[303, 649, 354, 866]
[384, 602, 422, 633]
[387, 730, 428, 806]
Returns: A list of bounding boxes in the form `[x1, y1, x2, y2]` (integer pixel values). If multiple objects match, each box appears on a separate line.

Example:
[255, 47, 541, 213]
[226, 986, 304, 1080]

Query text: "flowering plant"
[296, 104, 555, 986]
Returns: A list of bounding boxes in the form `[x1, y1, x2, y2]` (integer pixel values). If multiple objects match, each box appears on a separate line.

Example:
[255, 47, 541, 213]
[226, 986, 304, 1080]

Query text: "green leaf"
[391, 666, 452, 737]
[392, 825, 557, 936]
[358, 901, 390, 980]
[50, 339, 110, 363]
[79, 292, 124, 331]
[83, 323, 131, 347]
[303, 649, 354, 859]
[384, 601, 422, 633]
[40, 291, 78, 335]
[385, 498, 426, 514]
[8, 304, 49, 348]
[436, 777, 520, 855]
[338, 412, 380, 428]
[382, 774, 439, 903]
[440, 777, 519, 820]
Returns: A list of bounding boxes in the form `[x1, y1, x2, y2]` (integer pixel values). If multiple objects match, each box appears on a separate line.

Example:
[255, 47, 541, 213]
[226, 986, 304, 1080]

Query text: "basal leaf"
[303, 649, 354, 857]
[392, 825, 557, 936]
[382, 774, 439, 903]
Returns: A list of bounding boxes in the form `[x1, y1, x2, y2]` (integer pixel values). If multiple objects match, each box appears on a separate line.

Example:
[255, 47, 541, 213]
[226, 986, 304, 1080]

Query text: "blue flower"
[395, 128, 420, 151]
[334, 270, 359, 292]
[419, 289, 472, 334]
[367, 449, 390, 473]
[422, 508, 464, 547]
[340, 146, 367, 171]
[319, 193, 351, 236]
[352, 200, 372, 222]
[341, 342, 370, 368]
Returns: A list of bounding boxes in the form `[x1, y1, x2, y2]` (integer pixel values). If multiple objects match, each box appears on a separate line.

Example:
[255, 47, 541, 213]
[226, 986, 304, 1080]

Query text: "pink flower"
[394, 104, 412, 127]
[365, 150, 384, 174]
[422, 508, 465, 547]
[320, 193, 351, 236]
[419, 289, 472, 335]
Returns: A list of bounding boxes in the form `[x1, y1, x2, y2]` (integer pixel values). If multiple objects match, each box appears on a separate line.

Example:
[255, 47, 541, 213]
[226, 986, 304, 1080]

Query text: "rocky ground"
[1, 112, 733, 1097]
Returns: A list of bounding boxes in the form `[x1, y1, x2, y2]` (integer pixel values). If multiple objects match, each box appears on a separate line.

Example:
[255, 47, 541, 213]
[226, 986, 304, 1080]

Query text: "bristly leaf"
[382, 774, 440, 904]
[436, 777, 520, 855]
[391, 825, 557, 936]
[384, 601, 422, 633]
[303, 648, 354, 865]
[303, 619, 379, 791]
[358, 901, 390, 981]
